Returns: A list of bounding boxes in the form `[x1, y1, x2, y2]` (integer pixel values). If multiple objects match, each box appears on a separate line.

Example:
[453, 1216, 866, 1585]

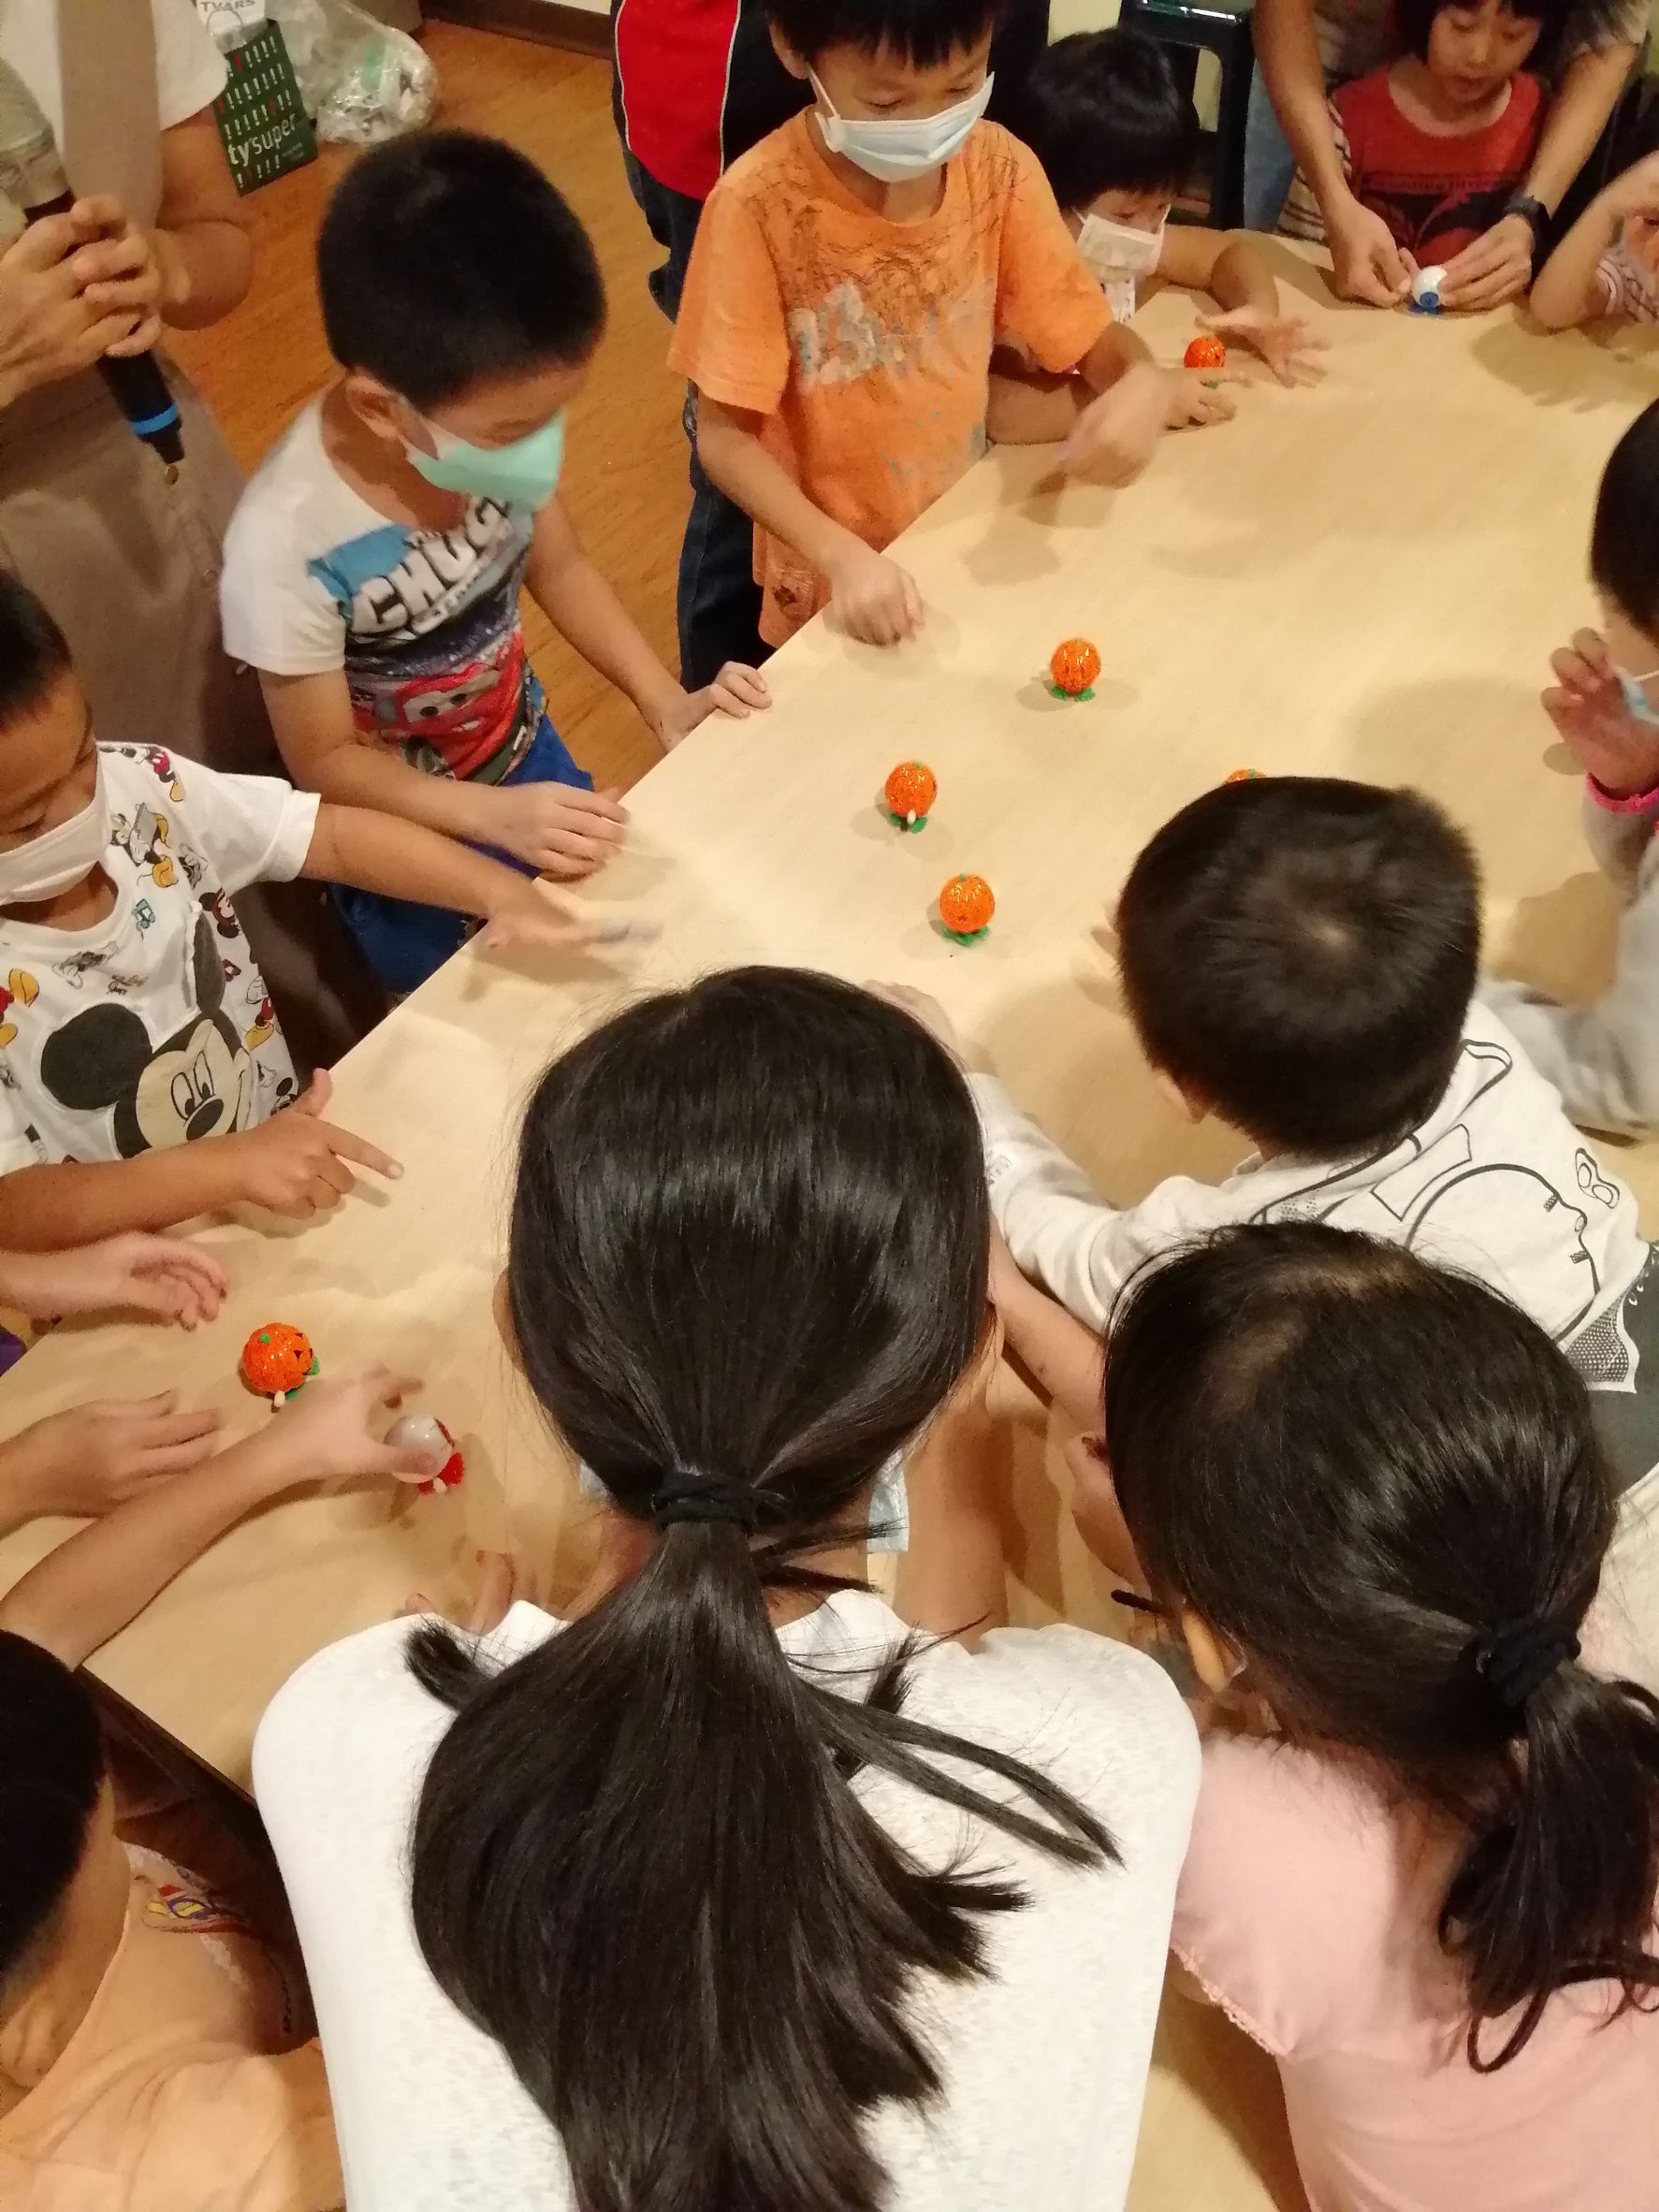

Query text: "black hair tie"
[1470, 1619, 1581, 1711]
[650, 1468, 765, 1532]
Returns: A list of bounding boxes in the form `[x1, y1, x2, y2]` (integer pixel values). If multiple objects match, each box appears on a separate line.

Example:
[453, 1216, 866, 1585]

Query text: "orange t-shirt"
[669, 114, 1113, 647]
[0, 1849, 342, 2212]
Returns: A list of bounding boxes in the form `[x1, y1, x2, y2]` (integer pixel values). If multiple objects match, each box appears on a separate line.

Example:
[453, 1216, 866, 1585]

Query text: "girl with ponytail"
[1094, 1219, 1659, 2212]
[254, 967, 1200, 2212]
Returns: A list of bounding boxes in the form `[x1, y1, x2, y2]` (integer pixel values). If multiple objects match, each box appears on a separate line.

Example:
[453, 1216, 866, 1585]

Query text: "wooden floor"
[171, 22, 685, 797]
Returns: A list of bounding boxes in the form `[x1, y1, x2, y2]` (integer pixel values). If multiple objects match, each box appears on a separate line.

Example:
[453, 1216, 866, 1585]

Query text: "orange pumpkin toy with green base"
[883, 761, 937, 830]
[1049, 638, 1101, 701]
[1185, 334, 1227, 375]
[241, 1322, 319, 1406]
[939, 873, 995, 943]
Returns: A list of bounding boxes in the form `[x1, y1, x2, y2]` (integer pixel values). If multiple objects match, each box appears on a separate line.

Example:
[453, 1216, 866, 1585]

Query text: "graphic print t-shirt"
[669, 117, 1113, 646]
[221, 402, 542, 782]
[0, 746, 314, 1174]
[1282, 67, 1543, 261]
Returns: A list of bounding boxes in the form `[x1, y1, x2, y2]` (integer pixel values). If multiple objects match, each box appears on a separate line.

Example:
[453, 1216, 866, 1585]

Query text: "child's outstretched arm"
[0, 1233, 226, 1327]
[524, 494, 769, 750]
[0, 1365, 429, 1668]
[1066, 325, 1186, 478]
[986, 355, 1089, 447]
[697, 393, 925, 648]
[1533, 152, 1659, 329]
[1158, 228, 1329, 388]
[990, 1226, 1105, 1431]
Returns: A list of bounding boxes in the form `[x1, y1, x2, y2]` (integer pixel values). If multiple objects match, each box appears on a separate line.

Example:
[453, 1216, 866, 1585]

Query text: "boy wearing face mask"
[670, 0, 1172, 652]
[0, 576, 625, 1250]
[1488, 400, 1659, 1135]
[991, 30, 1326, 444]
[220, 134, 768, 999]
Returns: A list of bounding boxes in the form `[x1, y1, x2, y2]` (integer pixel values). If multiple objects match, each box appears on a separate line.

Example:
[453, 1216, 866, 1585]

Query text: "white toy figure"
[1409, 266, 1446, 314]
[386, 1414, 465, 1494]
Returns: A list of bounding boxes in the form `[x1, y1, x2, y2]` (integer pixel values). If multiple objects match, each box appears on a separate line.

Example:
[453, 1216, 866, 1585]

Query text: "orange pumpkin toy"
[1224, 767, 1264, 784]
[939, 872, 995, 943]
[1185, 334, 1227, 373]
[883, 760, 937, 831]
[240, 1322, 319, 1406]
[1049, 637, 1101, 701]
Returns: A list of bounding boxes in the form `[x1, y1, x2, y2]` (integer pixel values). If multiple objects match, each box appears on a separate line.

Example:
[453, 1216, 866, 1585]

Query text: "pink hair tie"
[1586, 771, 1659, 814]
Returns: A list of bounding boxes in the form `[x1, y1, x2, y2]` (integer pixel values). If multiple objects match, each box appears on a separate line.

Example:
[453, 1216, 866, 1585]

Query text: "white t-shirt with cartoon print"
[220, 401, 546, 785]
[0, 745, 316, 1174]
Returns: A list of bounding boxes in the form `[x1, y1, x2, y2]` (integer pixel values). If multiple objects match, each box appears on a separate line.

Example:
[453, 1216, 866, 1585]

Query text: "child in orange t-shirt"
[670, 0, 1172, 652]
[0, 1365, 428, 2211]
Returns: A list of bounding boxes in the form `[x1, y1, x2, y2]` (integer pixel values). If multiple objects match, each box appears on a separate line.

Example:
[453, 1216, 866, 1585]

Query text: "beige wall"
[1049, 0, 1119, 33]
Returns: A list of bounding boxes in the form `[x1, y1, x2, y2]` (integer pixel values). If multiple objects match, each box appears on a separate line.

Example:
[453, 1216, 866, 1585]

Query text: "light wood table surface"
[6, 243, 1658, 2209]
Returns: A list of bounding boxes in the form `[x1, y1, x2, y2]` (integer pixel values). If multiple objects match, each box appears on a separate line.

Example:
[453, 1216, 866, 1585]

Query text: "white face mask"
[811, 71, 993, 184]
[0, 755, 110, 904]
[1076, 210, 1167, 287]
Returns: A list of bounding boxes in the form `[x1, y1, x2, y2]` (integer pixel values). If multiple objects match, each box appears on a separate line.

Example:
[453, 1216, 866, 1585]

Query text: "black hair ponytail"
[409, 969, 1115, 2212]
[0, 1630, 105, 1985]
[1105, 1221, 1659, 2071]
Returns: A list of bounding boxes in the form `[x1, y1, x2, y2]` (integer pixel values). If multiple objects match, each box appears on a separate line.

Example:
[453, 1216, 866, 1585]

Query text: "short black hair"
[1393, 0, 1562, 65]
[1019, 29, 1199, 208]
[765, 0, 1006, 68]
[1593, 399, 1659, 637]
[1116, 777, 1480, 1154]
[317, 130, 606, 411]
[0, 575, 73, 731]
[0, 1632, 105, 1984]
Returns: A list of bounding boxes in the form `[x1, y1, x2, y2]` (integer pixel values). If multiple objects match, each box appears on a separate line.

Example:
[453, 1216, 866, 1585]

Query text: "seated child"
[1532, 123, 1659, 327]
[0, 1232, 226, 1535]
[221, 131, 764, 999]
[0, 1364, 427, 2210]
[1489, 399, 1659, 1130]
[992, 30, 1327, 444]
[1099, 1224, 1659, 2212]
[0, 575, 609, 1251]
[902, 775, 1659, 1498]
[1281, 0, 1564, 289]
[670, 0, 1174, 654]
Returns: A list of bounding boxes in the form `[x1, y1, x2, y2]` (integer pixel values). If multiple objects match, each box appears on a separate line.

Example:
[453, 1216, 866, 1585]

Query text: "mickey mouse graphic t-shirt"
[0, 746, 315, 1173]
[220, 401, 546, 782]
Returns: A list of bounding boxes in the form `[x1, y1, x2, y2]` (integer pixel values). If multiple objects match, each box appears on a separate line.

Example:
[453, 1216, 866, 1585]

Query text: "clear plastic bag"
[266, 0, 435, 142]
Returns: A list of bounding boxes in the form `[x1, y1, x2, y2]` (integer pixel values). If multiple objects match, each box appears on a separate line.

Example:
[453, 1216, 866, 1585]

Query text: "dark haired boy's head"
[1021, 30, 1199, 227]
[318, 130, 605, 472]
[1392, 0, 1561, 111]
[0, 577, 101, 918]
[0, 1633, 109, 2002]
[766, 0, 1003, 136]
[0, 574, 71, 735]
[1115, 778, 1480, 1156]
[1590, 400, 1659, 765]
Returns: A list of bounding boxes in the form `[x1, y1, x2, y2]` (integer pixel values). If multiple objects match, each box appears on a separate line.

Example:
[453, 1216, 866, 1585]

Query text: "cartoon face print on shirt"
[112, 800, 176, 889]
[37, 911, 257, 1156]
[0, 968, 39, 1048]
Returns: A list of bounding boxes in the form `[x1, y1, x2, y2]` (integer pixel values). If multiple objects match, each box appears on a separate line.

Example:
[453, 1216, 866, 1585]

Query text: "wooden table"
[7, 245, 1658, 2208]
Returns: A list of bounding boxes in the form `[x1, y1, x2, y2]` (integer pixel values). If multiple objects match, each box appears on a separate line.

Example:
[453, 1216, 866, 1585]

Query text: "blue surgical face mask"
[810, 71, 993, 184]
[407, 407, 567, 509]
[1615, 663, 1659, 730]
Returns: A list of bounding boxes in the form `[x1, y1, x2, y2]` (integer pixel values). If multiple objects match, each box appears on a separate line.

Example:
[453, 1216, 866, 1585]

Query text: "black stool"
[1116, 0, 1255, 231]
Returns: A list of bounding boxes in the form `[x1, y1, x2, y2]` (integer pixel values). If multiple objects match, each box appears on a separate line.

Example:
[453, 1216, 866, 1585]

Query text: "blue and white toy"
[1408, 265, 1446, 314]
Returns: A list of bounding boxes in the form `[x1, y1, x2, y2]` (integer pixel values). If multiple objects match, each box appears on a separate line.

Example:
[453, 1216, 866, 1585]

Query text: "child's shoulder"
[713, 109, 822, 208]
[226, 397, 358, 565]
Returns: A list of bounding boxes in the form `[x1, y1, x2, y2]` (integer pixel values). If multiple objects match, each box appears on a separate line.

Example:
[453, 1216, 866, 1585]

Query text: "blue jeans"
[330, 717, 592, 997]
[1243, 66, 1299, 234]
[621, 150, 768, 691]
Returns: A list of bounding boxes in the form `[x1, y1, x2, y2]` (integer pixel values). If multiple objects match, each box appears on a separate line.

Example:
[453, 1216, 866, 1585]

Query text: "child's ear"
[1152, 1067, 1210, 1125]
[768, 23, 812, 80]
[1180, 1607, 1245, 1694]
[342, 370, 419, 450]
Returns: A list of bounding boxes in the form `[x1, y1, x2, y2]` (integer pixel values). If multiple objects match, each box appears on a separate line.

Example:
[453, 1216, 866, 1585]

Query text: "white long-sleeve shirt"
[1485, 789, 1659, 1137]
[972, 999, 1651, 1374]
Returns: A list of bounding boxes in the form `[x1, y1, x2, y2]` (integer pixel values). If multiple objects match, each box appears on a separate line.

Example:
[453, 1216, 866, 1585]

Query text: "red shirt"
[1332, 67, 1544, 261]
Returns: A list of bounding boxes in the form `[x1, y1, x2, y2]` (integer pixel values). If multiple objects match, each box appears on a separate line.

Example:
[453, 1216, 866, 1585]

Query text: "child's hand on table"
[1544, 628, 1659, 796]
[654, 663, 773, 750]
[0, 1234, 227, 1327]
[866, 982, 979, 1070]
[1200, 307, 1328, 389]
[825, 540, 924, 647]
[5, 1391, 222, 1520]
[261, 1363, 432, 1489]
[226, 1070, 402, 1221]
[1064, 365, 1170, 485]
[479, 878, 661, 957]
[483, 781, 629, 880]
[1325, 194, 1412, 308]
[1165, 369, 1239, 430]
